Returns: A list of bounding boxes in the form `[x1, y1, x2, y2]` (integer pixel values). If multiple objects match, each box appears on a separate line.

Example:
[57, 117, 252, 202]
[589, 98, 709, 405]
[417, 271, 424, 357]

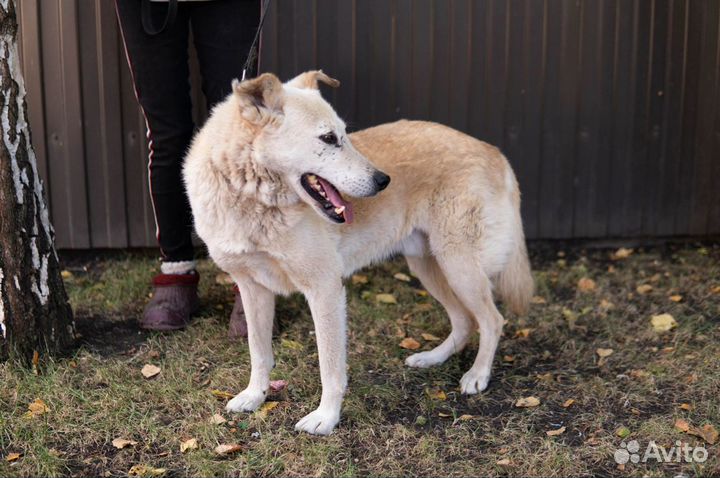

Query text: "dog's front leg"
[294, 281, 347, 435]
[226, 277, 275, 413]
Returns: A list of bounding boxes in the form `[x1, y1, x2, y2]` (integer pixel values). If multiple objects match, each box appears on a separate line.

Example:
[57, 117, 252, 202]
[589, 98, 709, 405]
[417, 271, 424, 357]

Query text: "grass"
[1, 243, 719, 477]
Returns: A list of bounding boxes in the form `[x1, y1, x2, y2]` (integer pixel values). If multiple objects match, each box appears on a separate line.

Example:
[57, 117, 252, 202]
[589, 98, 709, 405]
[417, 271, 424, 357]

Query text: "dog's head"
[232, 71, 390, 224]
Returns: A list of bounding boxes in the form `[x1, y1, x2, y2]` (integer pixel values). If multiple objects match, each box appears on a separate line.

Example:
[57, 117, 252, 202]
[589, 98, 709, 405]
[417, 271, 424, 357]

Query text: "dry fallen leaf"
[669, 295, 683, 302]
[496, 458, 512, 466]
[351, 274, 368, 285]
[214, 444, 243, 456]
[651, 313, 677, 333]
[612, 247, 634, 260]
[413, 303, 434, 312]
[536, 372, 553, 382]
[269, 380, 287, 392]
[577, 277, 596, 292]
[596, 348, 614, 358]
[514, 328, 533, 338]
[437, 412, 452, 418]
[375, 293, 397, 304]
[280, 339, 303, 350]
[562, 399, 575, 408]
[636, 284, 653, 294]
[425, 388, 447, 400]
[711, 285, 720, 294]
[255, 401, 279, 419]
[457, 414, 475, 421]
[180, 438, 198, 453]
[599, 299, 614, 310]
[112, 438, 138, 449]
[25, 398, 50, 418]
[420, 333, 441, 342]
[5, 453, 21, 462]
[209, 413, 227, 425]
[502, 355, 515, 363]
[687, 424, 718, 445]
[629, 369, 649, 379]
[515, 396, 541, 408]
[61, 270, 73, 280]
[679, 403, 693, 411]
[531, 295, 546, 304]
[141, 364, 161, 379]
[394, 272, 411, 282]
[546, 426, 566, 436]
[211, 390, 235, 400]
[128, 464, 167, 477]
[399, 337, 421, 350]
[675, 419, 690, 432]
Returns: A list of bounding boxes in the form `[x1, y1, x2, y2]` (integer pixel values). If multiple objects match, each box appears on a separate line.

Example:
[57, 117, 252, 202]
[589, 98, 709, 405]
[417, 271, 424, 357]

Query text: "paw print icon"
[614, 440, 641, 464]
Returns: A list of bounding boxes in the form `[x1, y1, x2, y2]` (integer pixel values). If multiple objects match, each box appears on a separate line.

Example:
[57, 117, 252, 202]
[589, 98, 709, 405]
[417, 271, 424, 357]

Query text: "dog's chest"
[213, 250, 297, 295]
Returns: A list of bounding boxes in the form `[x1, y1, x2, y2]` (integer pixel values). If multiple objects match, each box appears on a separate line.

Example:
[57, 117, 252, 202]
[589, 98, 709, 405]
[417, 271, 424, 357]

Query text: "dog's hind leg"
[404, 255, 474, 368]
[435, 252, 504, 394]
[226, 276, 275, 413]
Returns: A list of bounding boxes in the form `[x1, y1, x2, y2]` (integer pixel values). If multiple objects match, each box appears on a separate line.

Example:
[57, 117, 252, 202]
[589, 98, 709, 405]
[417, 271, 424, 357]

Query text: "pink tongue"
[317, 177, 354, 224]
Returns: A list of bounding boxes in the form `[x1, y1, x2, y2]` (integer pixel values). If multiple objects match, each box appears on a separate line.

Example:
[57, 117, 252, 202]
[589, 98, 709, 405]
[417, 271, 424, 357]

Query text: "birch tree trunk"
[0, 0, 74, 363]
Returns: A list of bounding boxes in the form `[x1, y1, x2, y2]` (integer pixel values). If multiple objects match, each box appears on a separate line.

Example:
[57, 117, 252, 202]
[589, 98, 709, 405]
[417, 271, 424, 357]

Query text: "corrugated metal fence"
[16, 0, 720, 248]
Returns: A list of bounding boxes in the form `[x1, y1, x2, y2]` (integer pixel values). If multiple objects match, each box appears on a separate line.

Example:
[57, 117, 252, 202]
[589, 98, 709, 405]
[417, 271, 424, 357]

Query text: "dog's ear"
[286, 70, 340, 90]
[232, 73, 284, 121]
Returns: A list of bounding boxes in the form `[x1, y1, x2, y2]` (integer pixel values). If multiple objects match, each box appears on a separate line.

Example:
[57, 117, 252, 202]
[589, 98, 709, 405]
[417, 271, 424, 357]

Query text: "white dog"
[183, 71, 533, 435]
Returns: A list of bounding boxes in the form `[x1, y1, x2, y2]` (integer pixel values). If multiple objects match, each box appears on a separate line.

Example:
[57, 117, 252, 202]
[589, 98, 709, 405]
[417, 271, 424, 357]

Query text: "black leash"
[242, 0, 272, 80]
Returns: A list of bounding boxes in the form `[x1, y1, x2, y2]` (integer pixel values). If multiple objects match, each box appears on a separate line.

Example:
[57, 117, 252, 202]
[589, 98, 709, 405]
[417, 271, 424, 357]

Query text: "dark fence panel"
[16, 0, 720, 248]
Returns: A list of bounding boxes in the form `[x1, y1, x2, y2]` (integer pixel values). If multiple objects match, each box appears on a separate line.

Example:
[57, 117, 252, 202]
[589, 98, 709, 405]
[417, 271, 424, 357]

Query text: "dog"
[183, 70, 534, 435]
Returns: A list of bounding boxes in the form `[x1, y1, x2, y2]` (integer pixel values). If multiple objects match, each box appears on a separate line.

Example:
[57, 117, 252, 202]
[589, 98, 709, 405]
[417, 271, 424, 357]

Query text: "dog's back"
[349, 120, 533, 314]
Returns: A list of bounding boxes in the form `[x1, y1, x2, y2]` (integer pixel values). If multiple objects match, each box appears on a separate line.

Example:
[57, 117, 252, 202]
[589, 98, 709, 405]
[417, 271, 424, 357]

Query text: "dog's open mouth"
[300, 173, 354, 224]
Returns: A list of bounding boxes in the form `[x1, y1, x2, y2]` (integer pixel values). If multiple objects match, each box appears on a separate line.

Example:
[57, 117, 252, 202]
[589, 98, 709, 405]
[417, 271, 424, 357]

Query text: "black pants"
[115, 0, 259, 262]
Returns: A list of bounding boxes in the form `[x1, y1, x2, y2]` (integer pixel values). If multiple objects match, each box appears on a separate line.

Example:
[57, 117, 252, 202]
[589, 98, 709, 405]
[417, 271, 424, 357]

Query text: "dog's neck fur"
[208, 101, 299, 209]
[188, 97, 308, 248]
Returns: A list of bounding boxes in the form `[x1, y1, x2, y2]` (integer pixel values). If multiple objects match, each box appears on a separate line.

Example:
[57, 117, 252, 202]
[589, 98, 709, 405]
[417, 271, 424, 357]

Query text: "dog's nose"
[373, 171, 391, 191]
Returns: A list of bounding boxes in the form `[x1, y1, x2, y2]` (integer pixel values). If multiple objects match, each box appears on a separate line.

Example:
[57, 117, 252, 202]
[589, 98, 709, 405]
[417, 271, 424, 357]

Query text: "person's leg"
[115, 0, 198, 329]
[190, 0, 260, 109]
[115, 0, 195, 266]
[190, 0, 261, 338]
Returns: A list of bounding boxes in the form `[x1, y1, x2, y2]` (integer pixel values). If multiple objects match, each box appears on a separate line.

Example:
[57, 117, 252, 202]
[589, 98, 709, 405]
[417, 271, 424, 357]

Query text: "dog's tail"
[495, 177, 534, 316]
[497, 230, 534, 315]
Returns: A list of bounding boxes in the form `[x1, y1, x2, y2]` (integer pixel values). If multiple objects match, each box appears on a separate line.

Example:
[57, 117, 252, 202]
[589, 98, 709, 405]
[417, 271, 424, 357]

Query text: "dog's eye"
[319, 132, 338, 145]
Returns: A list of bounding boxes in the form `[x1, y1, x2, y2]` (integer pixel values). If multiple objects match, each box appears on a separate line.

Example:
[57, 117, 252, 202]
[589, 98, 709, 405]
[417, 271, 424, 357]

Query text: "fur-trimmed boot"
[141, 271, 200, 330]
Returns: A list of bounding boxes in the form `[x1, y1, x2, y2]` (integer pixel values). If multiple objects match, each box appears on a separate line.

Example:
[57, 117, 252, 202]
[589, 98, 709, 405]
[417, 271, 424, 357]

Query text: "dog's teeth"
[334, 206, 345, 215]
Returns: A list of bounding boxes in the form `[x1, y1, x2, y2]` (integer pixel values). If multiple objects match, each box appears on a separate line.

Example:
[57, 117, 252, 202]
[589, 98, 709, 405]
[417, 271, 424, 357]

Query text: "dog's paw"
[225, 389, 266, 413]
[294, 408, 340, 436]
[405, 350, 445, 368]
[460, 371, 490, 395]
